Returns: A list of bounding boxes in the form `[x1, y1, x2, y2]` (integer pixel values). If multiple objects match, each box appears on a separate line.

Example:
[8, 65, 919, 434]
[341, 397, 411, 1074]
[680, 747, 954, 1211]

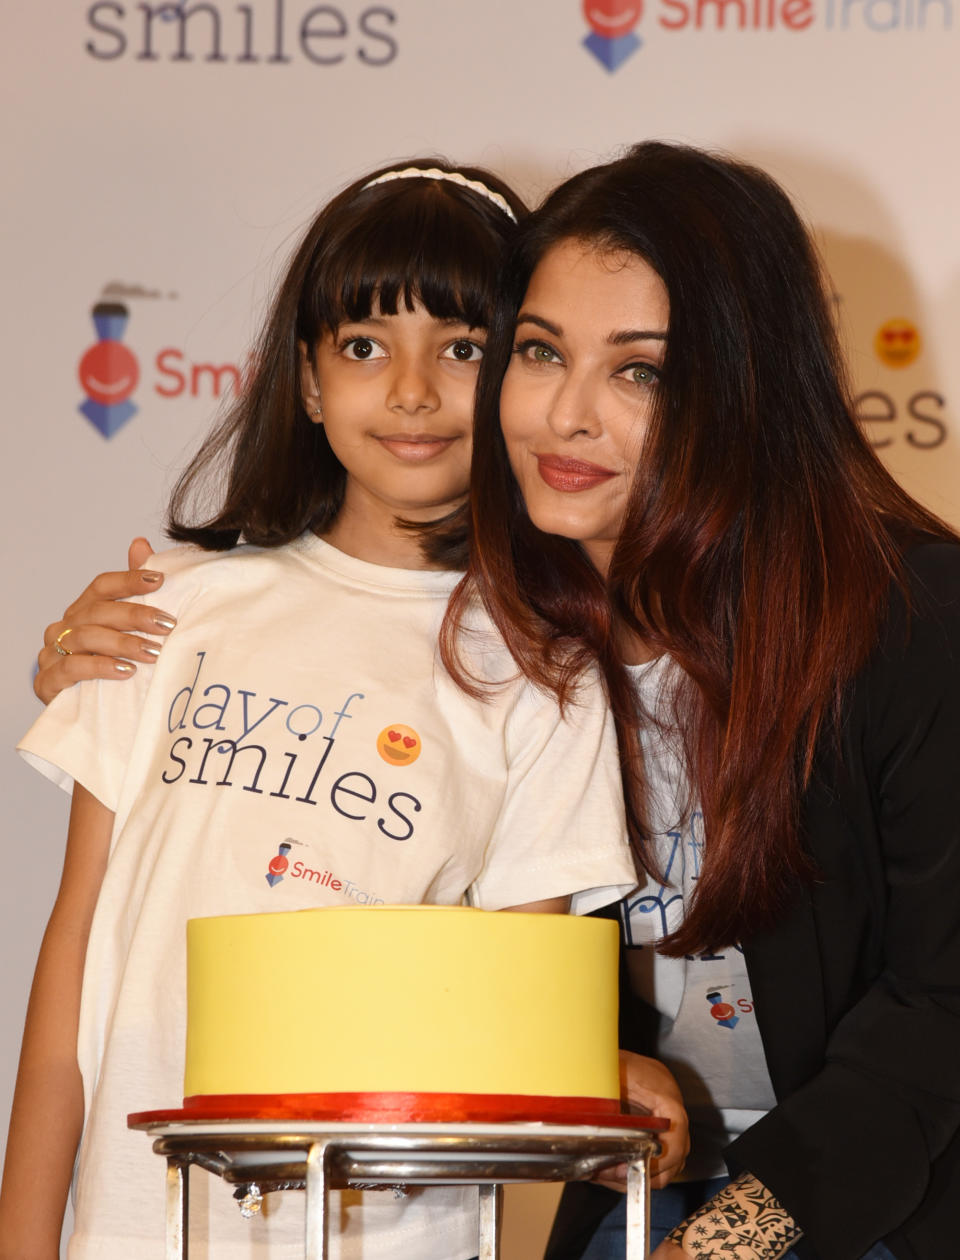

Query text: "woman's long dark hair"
[167, 158, 525, 560]
[443, 141, 956, 955]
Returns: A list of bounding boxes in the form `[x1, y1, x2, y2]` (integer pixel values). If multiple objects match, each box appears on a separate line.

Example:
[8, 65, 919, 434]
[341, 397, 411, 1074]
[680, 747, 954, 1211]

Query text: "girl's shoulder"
[144, 542, 233, 581]
[146, 539, 288, 577]
[129, 540, 303, 619]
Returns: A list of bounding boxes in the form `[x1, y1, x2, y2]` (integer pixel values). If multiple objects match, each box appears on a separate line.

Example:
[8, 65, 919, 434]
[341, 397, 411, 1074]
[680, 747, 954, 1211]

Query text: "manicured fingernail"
[141, 571, 162, 584]
[114, 662, 135, 674]
[142, 644, 161, 658]
[153, 614, 177, 630]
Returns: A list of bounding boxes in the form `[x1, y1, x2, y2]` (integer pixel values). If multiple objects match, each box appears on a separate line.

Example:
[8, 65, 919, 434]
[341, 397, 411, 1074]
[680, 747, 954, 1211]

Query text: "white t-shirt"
[19, 536, 636, 1260]
[620, 656, 777, 1181]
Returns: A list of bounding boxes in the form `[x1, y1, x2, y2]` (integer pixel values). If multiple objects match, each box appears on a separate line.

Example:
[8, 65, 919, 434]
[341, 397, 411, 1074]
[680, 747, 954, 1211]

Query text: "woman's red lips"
[535, 454, 616, 492]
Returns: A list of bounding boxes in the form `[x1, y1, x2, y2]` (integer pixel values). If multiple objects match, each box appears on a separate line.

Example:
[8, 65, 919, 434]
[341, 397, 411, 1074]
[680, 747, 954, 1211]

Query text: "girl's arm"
[0, 784, 113, 1260]
[502, 895, 570, 913]
[35, 538, 172, 704]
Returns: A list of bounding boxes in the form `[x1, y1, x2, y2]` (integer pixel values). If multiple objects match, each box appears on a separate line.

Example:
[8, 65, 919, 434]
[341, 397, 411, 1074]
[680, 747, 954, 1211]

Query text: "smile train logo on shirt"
[266, 841, 292, 887]
[706, 989, 739, 1029]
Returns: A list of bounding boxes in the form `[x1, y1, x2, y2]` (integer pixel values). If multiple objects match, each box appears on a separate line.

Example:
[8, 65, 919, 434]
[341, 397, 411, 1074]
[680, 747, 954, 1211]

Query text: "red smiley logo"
[583, 0, 643, 37]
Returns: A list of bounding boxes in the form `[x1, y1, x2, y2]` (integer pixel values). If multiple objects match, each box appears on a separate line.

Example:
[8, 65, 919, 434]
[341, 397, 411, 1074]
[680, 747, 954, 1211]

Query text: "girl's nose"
[386, 355, 441, 414]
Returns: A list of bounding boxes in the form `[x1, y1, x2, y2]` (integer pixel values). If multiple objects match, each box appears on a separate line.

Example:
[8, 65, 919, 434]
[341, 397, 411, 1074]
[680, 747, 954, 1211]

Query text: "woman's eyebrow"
[515, 313, 667, 346]
[607, 329, 668, 346]
[515, 312, 561, 335]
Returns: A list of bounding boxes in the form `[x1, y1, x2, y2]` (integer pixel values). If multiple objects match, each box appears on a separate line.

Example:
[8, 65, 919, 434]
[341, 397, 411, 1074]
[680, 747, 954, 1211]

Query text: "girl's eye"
[342, 337, 386, 360]
[618, 362, 660, 387]
[444, 339, 484, 362]
[514, 339, 561, 365]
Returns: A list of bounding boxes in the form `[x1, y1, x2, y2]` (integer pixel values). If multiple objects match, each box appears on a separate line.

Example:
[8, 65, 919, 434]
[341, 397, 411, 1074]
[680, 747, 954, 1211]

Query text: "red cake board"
[128, 1091, 669, 1131]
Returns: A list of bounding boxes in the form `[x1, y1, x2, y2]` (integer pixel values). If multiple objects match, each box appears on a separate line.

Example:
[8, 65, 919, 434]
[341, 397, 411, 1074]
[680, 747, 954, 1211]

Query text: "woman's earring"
[311, 406, 323, 417]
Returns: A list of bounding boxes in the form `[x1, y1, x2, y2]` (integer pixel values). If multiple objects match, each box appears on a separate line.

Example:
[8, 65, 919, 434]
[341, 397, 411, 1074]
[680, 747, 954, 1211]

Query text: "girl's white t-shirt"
[621, 656, 777, 1181]
[19, 537, 636, 1260]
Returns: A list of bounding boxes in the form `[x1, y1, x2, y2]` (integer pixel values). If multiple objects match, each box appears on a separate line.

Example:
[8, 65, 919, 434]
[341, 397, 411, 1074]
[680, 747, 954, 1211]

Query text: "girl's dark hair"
[442, 140, 956, 955]
[167, 158, 526, 558]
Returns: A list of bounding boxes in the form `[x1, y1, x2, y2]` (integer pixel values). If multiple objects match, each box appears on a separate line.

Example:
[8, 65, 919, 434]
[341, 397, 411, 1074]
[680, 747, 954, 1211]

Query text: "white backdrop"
[2, 2, 957, 1253]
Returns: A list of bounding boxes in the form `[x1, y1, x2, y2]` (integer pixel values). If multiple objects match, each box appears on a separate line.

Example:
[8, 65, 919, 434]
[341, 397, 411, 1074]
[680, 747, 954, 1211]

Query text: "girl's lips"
[535, 454, 616, 492]
[376, 435, 458, 463]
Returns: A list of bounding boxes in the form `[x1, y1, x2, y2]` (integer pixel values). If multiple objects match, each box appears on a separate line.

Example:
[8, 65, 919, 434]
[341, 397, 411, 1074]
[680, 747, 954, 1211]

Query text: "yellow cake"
[180, 905, 621, 1120]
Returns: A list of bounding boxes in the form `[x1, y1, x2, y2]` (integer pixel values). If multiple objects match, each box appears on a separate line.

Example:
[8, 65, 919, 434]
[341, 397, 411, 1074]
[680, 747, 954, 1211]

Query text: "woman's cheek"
[503, 437, 527, 484]
[500, 380, 543, 446]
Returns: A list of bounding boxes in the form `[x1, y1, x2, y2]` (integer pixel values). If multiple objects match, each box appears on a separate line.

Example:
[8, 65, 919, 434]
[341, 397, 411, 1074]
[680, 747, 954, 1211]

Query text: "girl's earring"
[304, 366, 323, 422]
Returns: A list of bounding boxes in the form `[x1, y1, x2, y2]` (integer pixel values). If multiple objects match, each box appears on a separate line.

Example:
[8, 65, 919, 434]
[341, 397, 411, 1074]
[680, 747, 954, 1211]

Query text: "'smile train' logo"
[77, 302, 140, 438]
[582, 0, 643, 70]
[266, 841, 292, 887]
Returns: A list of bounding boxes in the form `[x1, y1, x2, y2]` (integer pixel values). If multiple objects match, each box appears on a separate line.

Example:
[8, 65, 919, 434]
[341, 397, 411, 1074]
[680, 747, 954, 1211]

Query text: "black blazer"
[728, 540, 960, 1260]
[550, 542, 960, 1260]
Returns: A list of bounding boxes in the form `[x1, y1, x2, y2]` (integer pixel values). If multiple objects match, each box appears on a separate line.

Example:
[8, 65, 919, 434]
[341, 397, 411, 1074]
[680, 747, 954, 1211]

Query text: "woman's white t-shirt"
[621, 656, 777, 1181]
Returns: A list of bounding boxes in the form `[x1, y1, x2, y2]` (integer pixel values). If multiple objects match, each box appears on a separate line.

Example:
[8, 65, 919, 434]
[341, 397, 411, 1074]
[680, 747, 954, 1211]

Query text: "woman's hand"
[650, 1244, 689, 1260]
[34, 538, 174, 704]
[594, 1050, 690, 1191]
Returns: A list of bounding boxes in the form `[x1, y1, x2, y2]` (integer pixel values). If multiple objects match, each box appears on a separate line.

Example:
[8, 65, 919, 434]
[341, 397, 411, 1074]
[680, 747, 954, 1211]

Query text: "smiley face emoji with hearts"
[874, 317, 921, 368]
[376, 724, 422, 767]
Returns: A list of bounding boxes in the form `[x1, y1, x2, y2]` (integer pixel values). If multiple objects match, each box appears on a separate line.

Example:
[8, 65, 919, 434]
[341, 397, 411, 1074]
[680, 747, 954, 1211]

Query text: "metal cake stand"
[130, 1117, 663, 1258]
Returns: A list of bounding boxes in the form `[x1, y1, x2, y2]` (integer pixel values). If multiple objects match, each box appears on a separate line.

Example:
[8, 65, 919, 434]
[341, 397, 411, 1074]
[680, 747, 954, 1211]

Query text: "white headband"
[361, 167, 517, 223]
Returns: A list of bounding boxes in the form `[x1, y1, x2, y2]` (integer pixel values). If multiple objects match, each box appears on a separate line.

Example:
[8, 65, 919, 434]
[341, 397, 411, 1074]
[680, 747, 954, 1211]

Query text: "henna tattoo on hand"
[664, 1173, 803, 1259]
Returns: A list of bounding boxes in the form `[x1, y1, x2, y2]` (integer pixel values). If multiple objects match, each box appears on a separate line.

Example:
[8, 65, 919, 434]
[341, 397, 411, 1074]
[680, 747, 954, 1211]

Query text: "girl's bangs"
[315, 192, 506, 332]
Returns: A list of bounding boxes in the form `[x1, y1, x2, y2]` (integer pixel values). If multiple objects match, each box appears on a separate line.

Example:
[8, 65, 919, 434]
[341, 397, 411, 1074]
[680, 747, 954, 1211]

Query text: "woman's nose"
[545, 370, 602, 439]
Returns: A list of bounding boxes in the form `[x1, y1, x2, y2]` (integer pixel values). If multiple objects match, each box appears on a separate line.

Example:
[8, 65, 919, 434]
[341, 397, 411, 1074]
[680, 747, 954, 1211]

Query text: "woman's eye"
[514, 339, 560, 365]
[342, 337, 385, 360]
[444, 339, 484, 362]
[619, 362, 660, 386]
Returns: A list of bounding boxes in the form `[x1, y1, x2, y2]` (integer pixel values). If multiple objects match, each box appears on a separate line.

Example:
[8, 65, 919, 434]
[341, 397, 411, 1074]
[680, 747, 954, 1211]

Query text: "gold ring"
[54, 628, 74, 657]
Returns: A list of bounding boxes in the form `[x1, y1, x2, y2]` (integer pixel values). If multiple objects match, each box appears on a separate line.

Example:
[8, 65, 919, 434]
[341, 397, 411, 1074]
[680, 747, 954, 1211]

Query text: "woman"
[33, 143, 960, 1258]
[440, 142, 960, 1259]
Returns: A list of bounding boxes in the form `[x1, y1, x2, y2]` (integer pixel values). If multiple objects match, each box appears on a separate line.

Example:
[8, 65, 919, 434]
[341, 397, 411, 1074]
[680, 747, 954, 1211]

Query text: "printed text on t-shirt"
[159, 651, 423, 841]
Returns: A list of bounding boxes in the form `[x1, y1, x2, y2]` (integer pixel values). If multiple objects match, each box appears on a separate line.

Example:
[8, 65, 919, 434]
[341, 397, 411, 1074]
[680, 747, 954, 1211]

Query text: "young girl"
[2, 160, 642, 1260]
[448, 142, 960, 1260]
